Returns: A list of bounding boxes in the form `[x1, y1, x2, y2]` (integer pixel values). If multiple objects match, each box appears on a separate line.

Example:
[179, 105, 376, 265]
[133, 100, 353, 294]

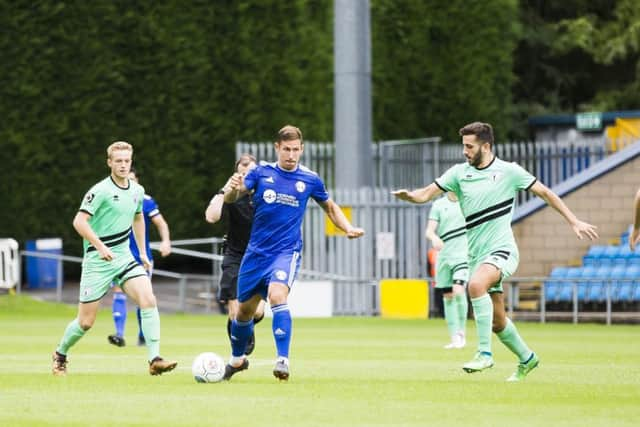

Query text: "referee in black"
[206, 154, 265, 355]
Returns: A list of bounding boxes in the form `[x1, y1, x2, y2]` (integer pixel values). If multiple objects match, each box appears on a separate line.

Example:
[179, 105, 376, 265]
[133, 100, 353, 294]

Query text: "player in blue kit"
[221, 125, 365, 381]
[108, 167, 171, 347]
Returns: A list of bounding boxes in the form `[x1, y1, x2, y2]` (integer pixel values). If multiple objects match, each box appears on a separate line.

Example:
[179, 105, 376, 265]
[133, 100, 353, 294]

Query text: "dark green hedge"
[0, 1, 518, 265]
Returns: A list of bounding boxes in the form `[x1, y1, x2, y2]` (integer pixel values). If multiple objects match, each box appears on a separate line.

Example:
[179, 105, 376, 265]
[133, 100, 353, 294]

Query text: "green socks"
[56, 318, 86, 355]
[140, 307, 161, 361]
[496, 318, 533, 363]
[442, 296, 459, 338]
[455, 292, 468, 333]
[471, 294, 493, 354]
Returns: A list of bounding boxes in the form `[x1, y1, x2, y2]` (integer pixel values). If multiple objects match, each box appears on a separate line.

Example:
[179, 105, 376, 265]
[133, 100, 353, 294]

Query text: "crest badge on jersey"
[491, 172, 504, 183]
[85, 192, 95, 204]
[263, 189, 277, 204]
[295, 181, 306, 192]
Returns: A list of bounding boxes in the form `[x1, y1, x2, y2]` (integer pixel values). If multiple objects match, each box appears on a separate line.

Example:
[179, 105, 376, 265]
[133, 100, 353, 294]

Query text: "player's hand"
[159, 240, 171, 257]
[139, 254, 152, 271]
[345, 227, 365, 239]
[572, 220, 598, 241]
[630, 228, 640, 251]
[228, 173, 244, 190]
[391, 189, 414, 202]
[432, 237, 444, 251]
[98, 246, 115, 261]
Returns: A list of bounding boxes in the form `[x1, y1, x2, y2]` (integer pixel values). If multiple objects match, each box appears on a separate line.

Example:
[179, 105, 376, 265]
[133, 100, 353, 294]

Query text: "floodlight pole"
[334, 0, 373, 189]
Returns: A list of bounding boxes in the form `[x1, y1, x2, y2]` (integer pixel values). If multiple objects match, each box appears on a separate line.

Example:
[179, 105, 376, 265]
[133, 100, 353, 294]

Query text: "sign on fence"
[576, 112, 603, 131]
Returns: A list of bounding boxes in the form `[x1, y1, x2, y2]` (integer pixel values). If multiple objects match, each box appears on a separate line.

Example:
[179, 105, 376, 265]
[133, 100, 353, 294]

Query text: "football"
[192, 352, 226, 383]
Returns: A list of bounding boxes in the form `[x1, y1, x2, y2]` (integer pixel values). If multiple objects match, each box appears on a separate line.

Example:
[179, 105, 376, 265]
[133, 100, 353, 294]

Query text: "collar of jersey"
[110, 175, 131, 190]
[275, 163, 299, 173]
[473, 155, 497, 171]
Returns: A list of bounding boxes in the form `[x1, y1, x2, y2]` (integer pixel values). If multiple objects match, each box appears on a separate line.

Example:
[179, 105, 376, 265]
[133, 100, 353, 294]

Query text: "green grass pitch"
[1, 294, 639, 426]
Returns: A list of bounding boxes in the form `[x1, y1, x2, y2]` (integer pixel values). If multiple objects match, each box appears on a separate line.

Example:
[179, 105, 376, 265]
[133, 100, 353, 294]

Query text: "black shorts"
[218, 254, 242, 302]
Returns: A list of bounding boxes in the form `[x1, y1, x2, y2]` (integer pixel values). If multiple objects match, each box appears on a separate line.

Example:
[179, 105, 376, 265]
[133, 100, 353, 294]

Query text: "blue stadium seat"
[544, 281, 559, 301]
[586, 266, 610, 302]
[557, 268, 582, 301]
[618, 265, 640, 302]
[582, 245, 607, 267]
[544, 267, 571, 302]
[550, 267, 570, 278]
[609, 265, 627, 302]
[603, 246, 621, 264]
[612, 245, 631, 266]
[578, 266, 597, 301]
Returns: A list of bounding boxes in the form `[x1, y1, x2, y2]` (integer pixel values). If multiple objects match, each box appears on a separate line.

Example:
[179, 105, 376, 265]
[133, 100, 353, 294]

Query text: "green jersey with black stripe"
[435, 157, 536, 260]
[428, 196, 468, 261]
[78, 176, 144, 257]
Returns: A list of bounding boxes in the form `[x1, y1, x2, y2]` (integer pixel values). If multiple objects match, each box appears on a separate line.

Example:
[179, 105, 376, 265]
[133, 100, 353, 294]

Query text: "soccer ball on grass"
[192, 352, 225, 383]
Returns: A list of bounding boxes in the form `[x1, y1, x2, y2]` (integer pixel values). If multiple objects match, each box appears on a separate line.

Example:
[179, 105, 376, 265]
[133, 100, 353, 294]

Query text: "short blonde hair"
[107, 141, 133, 159]
[277, 125, 303, 143]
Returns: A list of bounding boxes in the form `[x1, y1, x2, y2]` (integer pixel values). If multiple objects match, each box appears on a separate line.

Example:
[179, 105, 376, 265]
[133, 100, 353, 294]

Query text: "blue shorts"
[237, 250, 301, 303]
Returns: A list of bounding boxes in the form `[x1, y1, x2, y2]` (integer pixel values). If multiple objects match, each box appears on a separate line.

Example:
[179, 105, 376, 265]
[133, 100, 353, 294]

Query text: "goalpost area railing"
[11, 239, 640, 323]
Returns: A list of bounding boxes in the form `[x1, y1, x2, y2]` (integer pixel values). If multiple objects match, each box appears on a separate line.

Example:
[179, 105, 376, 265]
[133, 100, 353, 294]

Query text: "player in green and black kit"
[426, 192, 469, 349]
[394, 122, 598, 381]
[52, 141, 177, 376]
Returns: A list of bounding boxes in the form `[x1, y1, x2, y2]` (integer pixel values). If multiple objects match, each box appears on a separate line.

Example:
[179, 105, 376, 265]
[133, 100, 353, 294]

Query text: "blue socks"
[112, 292, 127, 338]
[136, 307, 144, 341]
[271, 303, 292, 358]
[230, 319, 254, 357]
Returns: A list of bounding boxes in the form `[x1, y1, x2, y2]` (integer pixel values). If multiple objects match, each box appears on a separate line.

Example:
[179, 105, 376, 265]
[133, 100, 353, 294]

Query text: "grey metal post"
[334, 0, 372, 189]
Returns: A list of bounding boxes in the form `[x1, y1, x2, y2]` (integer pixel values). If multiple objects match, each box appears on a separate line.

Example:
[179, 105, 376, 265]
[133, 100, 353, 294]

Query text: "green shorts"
[79, 252, 147, 303]
[469, 248, 519, 293]
[435, 258, 469, 290]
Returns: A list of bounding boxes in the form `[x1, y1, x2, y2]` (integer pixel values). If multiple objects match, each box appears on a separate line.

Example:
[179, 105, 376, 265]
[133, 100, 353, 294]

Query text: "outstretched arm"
[205, 175, 235, 223]
[529, 181, 598, 240]
[392, 183, 443, 204]
[223, 173, 249, 204]
[630, 188, 640, 250]
[318, 199, 364, 239]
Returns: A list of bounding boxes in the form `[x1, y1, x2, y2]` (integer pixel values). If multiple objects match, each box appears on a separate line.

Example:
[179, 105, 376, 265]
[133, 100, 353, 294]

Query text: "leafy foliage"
[0, 1, 333, 261]
[513, 0, 640, 132]
[2, 0, 636, 258]
[371, 0, 520, 141]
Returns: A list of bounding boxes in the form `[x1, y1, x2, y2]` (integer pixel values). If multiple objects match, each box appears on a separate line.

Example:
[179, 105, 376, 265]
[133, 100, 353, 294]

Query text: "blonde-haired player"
[52, 141, 177, 376]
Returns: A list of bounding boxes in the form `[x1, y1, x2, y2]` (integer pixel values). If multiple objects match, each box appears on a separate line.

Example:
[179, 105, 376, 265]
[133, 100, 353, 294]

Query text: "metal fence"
[237, 137, 613, 206]
[17, 238, 226, 314]
[14, 245, 640, 323]
[301, 187, 431, 281]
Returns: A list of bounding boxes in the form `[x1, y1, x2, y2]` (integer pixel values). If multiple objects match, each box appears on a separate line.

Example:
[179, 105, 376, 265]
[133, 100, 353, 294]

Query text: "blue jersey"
[129, 194, 160, 262]
[244, 162, 329, 256]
